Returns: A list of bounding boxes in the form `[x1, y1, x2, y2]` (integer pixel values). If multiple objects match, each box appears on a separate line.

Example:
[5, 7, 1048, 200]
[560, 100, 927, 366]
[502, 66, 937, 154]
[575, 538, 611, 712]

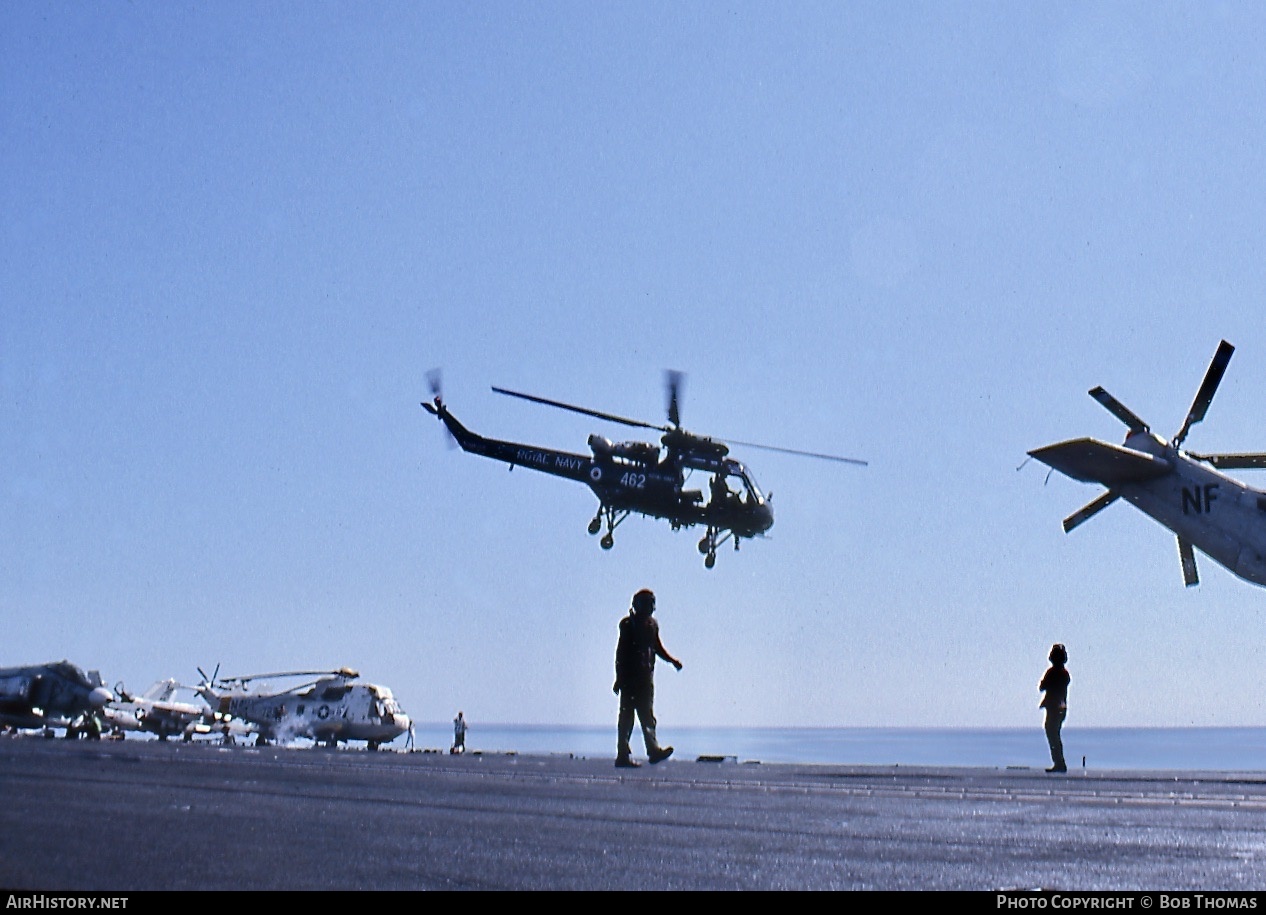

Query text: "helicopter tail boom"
[424, 398, 596, 483]
[1028, 438, 1171, 487]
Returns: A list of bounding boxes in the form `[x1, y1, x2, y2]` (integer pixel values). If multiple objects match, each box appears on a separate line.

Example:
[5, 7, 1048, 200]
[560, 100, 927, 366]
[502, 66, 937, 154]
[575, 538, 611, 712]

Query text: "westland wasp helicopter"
[195, 666, 411, 750]
[1030, 339, 1266, 589]
[422, 370, 866, 567]
[0, 660, 114, 738]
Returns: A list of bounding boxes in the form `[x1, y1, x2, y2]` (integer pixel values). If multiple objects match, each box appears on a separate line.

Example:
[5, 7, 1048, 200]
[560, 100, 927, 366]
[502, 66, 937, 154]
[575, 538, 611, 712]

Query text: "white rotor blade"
[1088, 387, 1149, 434]
[1178, 537, 1199, 587]
[1174, 340, 1234, 447]
[1190, 452, 1266, 470]
[1062, 491, 1119, 533]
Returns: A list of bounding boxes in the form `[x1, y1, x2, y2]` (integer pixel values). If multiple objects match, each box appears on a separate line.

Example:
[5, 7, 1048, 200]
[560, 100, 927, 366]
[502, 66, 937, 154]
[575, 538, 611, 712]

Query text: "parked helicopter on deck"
[195, 666, 410, 750]
[421, 370, 866, 567]
[1030, 339, 1266, 589]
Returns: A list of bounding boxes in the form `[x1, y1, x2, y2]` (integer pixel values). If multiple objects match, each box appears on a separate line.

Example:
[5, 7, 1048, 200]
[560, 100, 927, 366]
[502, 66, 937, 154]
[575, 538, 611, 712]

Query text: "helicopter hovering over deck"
[422, 371, 866, 567]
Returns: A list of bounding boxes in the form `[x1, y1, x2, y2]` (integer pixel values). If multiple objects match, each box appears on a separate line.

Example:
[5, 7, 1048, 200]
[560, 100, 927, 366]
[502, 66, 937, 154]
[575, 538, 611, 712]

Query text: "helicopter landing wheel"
[704, 553, 716, 569]
[698, 537, 710, 555]
[601, 534, 614, 550]
[588, 517, 602, 535]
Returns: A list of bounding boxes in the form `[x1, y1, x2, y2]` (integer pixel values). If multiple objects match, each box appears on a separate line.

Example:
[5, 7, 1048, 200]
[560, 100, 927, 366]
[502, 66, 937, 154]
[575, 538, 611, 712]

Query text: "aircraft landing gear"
[589, 504, 629, 551]
[698, 527, 737, 569]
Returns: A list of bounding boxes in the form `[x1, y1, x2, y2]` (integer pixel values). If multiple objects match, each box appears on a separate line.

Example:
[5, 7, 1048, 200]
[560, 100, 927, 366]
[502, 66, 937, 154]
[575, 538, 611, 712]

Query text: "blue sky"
[5, 2, 1266, 734]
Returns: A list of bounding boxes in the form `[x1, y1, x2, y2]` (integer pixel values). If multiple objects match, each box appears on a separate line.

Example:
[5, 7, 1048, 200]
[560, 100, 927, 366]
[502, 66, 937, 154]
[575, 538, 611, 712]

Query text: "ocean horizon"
[405, 723, 1266, 772]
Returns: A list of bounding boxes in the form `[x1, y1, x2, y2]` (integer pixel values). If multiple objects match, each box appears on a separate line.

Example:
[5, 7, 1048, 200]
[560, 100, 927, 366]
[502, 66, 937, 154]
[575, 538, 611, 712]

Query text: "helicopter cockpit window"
[731, 465, 764, 505]
[709, 464, 764, 507]
[709, 472, 736, 506]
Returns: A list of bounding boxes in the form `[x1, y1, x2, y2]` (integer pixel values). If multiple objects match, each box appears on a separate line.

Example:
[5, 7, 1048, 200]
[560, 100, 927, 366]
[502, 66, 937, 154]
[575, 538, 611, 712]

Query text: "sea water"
[408, 723, 1266, 771]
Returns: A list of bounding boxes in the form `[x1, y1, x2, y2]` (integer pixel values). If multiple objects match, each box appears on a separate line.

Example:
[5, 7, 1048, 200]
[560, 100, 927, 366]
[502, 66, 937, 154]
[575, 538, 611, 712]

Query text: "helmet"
[1049, 643, 1068, 664]
[632, 589, 656, 615]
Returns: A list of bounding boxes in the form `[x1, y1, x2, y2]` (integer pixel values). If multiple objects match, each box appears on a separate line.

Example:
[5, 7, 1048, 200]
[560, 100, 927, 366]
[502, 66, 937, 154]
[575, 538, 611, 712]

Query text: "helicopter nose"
[756, 502, 774, 532]
[89, 686, 114, 708]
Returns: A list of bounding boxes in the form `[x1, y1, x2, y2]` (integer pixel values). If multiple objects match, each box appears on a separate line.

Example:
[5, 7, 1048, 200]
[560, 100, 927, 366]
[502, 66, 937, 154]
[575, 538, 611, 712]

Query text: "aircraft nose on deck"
[89, 687, 114, 708]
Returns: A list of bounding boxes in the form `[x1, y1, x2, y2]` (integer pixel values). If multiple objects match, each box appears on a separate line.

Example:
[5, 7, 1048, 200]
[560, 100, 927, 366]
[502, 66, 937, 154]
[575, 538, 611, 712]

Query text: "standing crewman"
[613, 588, 683, 768]
[1039, 643, 1070, 773]
[451, 711, 467, 754]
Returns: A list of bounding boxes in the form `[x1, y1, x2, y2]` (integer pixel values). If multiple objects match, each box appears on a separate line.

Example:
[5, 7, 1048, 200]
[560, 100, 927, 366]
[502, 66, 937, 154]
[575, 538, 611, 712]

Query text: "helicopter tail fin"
[421, 397, 482, 452]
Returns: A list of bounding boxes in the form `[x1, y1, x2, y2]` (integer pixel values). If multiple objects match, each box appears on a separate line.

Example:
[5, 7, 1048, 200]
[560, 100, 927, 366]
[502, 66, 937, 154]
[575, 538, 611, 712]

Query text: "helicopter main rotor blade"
[1062, 490, 1118, 533]
[1174, 339, 1234, 448]
[1188, 451, 1266, 469]
[492, 386, 669, 432]
[225, 669, 357, 684]
[665, 370, 684, 429]
[726, 438, 868, 466]
[1178, 536, 1199, 587]
[1088, 387, 1150, 434]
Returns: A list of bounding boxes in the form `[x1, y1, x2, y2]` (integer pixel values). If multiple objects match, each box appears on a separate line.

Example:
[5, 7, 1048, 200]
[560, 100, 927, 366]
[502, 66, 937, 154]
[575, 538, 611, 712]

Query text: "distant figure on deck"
[1039, 643, 1070, 773]
[613, 588, 682, 768]
[451, 711, 467, 754]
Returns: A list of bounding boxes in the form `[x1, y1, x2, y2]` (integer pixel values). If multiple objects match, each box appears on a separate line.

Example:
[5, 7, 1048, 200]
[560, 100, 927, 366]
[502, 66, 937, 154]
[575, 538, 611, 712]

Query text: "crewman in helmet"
[1039, 643, 1070, 773]
[613, 588, 683, 768]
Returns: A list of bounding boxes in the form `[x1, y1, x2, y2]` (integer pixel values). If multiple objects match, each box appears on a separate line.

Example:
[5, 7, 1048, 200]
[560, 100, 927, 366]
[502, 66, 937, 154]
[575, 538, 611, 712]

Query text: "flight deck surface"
[1, 736, 1263, 892]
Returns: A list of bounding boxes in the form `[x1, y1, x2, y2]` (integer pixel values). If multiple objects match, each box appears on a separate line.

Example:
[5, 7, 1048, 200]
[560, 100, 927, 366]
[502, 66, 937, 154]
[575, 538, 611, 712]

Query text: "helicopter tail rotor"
[196, 664, 222, 699]
[422, 368, 458, 448]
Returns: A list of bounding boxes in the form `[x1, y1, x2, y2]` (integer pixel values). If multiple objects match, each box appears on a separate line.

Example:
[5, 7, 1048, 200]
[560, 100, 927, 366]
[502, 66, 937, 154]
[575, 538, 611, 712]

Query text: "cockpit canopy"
[708, 459, 765, 506]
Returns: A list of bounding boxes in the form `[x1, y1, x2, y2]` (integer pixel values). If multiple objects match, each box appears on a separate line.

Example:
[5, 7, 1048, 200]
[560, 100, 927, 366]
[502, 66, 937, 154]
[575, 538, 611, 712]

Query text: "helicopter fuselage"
[1115, 433, 1266, 586]
[203, 678, 410, 748]
[423, 400, 774, 538]
[1029, 339, 1266, 589]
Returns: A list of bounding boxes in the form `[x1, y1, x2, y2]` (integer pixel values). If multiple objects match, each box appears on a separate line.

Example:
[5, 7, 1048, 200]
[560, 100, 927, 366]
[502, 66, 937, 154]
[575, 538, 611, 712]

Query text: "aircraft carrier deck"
[1, 736, 1264, 893]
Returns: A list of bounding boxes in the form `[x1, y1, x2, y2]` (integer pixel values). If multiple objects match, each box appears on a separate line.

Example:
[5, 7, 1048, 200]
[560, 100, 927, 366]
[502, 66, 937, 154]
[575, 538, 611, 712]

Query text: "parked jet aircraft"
[105, 679, 219, 741]
[0, 660, 114, 736]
